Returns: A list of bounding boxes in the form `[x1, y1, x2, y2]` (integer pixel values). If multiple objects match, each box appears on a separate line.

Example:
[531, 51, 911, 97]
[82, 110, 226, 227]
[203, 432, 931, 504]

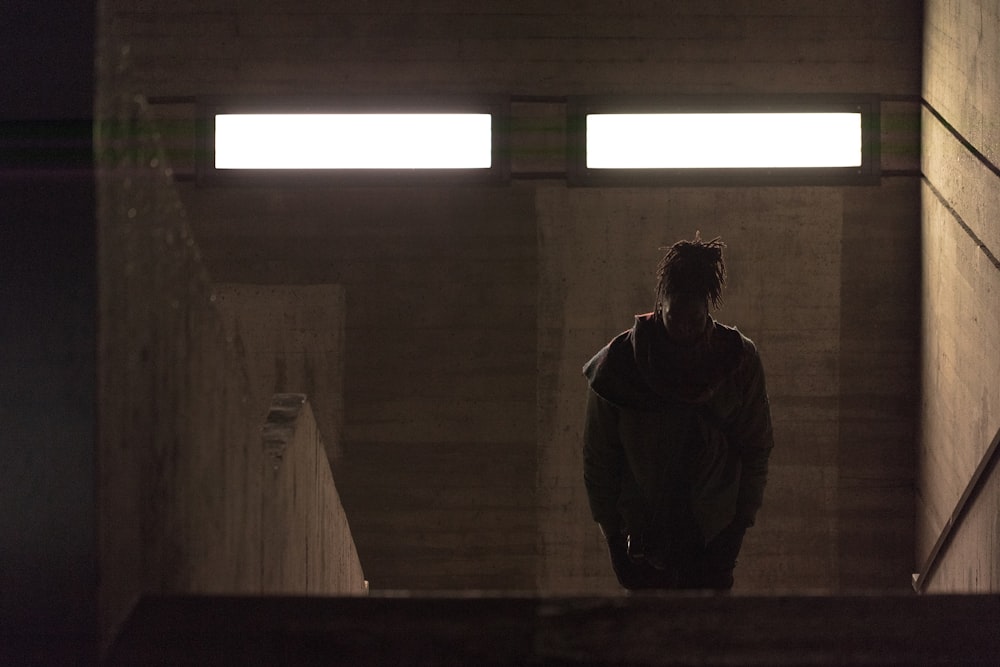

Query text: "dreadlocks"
[655, 232, 727, 310]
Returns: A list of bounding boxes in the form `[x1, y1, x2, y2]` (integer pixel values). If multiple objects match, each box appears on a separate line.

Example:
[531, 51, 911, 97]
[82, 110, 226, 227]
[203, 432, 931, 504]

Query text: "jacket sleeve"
[730, 341, 774, 527]
[583, 387, 625, 534]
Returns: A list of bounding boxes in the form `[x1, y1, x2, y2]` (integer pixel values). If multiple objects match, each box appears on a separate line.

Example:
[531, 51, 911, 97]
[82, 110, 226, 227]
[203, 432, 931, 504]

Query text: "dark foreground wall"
[108, 593, 1000, 666]
[0, 1, 98, 663]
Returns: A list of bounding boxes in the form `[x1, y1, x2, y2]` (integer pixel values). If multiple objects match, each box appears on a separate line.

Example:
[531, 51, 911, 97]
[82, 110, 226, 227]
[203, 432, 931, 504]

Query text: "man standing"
[583, 233, 773, 590]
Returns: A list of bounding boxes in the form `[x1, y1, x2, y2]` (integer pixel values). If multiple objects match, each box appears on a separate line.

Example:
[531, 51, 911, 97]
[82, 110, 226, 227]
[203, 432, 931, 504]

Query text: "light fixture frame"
[567, 94, 881, 186]
[196, 95, 510, 186]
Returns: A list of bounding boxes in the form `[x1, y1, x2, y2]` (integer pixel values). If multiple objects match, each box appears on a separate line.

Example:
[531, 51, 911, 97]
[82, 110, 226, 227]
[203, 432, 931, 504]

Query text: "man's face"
[660, 292, 709, 346]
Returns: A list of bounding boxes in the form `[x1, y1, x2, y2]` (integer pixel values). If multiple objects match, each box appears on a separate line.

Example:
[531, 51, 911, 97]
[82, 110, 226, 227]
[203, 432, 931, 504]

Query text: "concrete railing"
[261, 394, 366, 595]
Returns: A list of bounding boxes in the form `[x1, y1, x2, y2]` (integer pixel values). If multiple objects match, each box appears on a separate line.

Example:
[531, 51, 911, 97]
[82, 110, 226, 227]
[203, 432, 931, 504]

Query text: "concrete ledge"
[260, 394, 367, 596]
[107, 593, 1000, 665]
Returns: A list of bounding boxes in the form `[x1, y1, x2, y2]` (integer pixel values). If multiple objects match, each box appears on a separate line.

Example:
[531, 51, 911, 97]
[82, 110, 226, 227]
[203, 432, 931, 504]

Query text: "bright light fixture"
[215, 113, 492, 169]
[586, 112, 862, 168]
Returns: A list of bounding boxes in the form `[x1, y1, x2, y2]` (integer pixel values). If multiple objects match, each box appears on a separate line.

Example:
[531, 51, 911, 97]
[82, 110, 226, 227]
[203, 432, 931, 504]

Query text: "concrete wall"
[919, 0, 1000, 592]
[104, 0, 924, 593]
[214, 284, 347, 467]
[95, 67, 365, 650]
[96, 87, 257, 642]
[178, 186, 540, 591]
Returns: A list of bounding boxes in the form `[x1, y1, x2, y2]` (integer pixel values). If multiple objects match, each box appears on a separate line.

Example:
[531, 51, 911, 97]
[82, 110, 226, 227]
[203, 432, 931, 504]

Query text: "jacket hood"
[584, 313, 744, 407]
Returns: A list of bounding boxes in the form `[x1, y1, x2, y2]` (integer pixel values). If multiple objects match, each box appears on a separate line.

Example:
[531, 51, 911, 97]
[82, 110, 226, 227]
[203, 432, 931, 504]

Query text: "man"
[583, 233, 773, 590]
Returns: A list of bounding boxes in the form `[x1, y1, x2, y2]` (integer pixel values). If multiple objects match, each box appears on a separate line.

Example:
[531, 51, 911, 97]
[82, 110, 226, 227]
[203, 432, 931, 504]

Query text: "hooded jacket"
[583, 312, 773, 546]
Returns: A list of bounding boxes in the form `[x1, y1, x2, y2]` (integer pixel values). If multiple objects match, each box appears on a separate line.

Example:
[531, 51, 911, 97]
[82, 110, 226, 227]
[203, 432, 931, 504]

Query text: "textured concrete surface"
[919, 0, 1000, 592]
[214, 284, 347, 466]
[260, 394, 366, 595]
[95, 92, 365, 648]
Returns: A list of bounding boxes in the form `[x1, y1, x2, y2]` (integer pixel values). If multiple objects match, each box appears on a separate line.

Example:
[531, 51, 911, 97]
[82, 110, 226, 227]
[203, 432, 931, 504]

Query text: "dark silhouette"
[583, 234, 774, 590]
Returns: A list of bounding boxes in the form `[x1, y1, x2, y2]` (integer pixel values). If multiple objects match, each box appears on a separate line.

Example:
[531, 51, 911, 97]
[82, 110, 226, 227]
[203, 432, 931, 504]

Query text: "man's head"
[654, 233, 726, 345]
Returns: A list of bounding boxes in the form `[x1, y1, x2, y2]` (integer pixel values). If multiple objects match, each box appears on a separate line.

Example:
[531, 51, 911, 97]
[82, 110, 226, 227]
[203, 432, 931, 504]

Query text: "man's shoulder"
[713, 321, 759, 358]
[582, 326, 659, 408]
[712, 322, 766, 388]
[582, 328, 634, 385]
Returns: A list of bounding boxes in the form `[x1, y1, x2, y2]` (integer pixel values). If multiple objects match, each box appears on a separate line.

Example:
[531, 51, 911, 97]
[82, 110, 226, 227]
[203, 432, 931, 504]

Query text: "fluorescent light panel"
[586, 112, 862, 168]
[215, 113, 492, 169]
